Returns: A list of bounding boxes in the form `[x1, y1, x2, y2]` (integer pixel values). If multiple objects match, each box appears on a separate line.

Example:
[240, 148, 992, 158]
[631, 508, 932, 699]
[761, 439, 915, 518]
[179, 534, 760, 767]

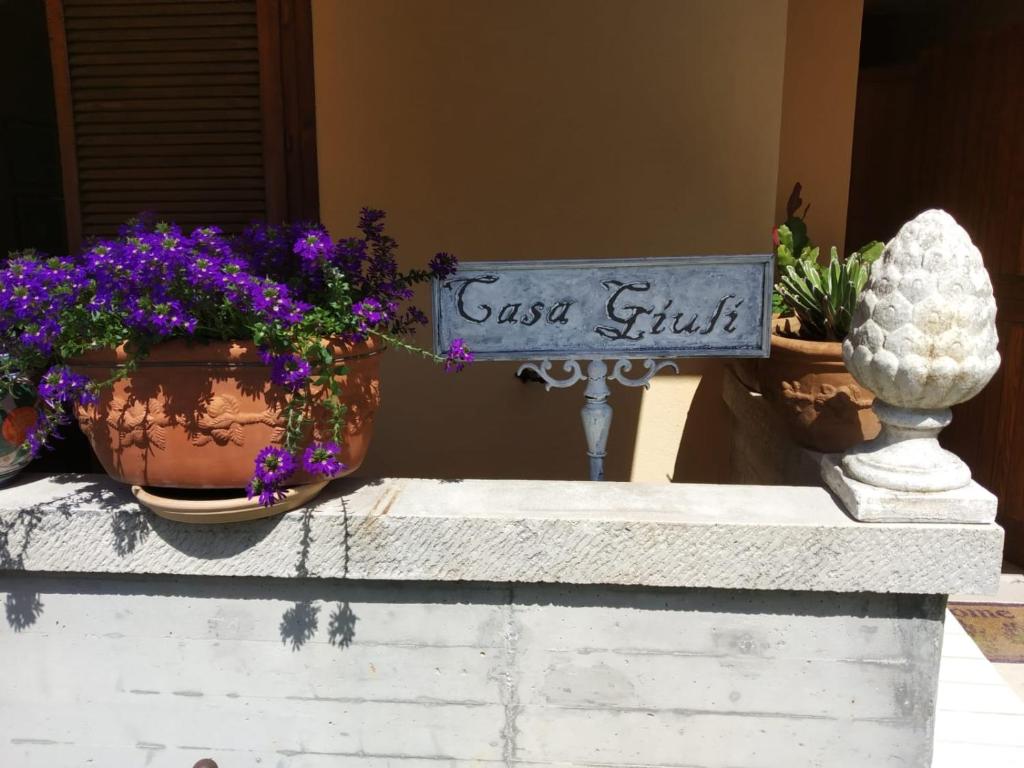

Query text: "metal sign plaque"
[433, 255, 773, 360]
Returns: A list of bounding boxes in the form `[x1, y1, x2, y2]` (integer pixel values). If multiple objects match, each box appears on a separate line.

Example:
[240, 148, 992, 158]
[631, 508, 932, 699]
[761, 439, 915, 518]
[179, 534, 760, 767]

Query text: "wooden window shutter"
[44, 0, 318, 253]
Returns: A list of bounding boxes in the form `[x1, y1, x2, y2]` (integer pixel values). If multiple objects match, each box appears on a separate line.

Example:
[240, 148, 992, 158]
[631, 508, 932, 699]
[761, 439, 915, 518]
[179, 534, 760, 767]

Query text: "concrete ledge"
[0, 473, 1004, 594]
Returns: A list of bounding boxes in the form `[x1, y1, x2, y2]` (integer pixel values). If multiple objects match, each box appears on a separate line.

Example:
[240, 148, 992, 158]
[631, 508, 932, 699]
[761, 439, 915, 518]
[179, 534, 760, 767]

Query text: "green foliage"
[771, 183, 883, 341]
[774, 220, 817, 272]
[772, 221, 819, 315]
[776, 242, 883, 341]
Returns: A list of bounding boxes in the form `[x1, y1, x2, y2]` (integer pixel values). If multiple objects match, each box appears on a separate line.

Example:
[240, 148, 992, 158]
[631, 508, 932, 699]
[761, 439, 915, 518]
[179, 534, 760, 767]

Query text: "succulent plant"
[772, 183, 883, 341]
[777, 242, 883, 342]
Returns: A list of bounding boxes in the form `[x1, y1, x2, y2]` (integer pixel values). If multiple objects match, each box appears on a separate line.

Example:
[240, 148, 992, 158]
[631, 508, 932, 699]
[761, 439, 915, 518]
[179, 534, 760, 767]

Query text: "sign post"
[434, 255, 773, 480]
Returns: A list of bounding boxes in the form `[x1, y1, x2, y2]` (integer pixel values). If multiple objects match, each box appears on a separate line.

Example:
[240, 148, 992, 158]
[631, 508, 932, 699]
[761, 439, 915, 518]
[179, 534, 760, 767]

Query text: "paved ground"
[938, 565, 1024, 767]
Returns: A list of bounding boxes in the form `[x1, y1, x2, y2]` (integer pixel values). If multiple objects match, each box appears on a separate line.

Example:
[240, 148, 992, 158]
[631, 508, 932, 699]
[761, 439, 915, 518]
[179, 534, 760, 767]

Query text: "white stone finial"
[843, 209, 1000, 412]
[821, 210, 1000, 522]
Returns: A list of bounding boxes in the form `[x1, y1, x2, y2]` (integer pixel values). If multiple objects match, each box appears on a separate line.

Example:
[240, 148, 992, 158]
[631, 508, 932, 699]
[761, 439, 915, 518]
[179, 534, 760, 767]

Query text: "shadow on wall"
[278, 493, 359, 651]
[358, 350, 644, 483]
[0, 473, 122, 630]
[672, 361, 732, 484]
[0, 474, 367, 647]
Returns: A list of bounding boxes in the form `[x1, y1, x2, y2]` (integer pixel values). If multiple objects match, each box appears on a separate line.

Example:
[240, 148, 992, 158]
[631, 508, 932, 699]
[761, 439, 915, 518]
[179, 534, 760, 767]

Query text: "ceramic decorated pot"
[0, 386, 37, 486]
[69, 337, 382, 489]
[756, 323, 880, 454]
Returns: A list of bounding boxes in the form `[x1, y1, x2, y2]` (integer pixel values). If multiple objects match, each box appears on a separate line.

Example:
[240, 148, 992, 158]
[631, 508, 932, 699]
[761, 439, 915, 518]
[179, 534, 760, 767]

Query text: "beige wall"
[312, 0, 858, 482]
[775, 0, 864, 256]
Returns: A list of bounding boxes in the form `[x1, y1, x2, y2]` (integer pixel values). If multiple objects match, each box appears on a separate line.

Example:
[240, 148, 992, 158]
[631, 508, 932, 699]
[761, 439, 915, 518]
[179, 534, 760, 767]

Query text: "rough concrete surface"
[0, 573, 946, 768]
[0, 474, 1004, 595]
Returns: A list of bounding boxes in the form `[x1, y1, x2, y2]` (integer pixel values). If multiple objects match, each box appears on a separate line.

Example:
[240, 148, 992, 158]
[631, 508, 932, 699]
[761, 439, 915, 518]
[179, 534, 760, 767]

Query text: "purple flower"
[0, 209, 462, 465]
[0, 254, 83, 350]
[443, 338, 473, 373]
[24, 421, 46, 457]
[352, 296, 396, 334]
[18, 319, 61, 354]
[359, 207, 387, 239]
[22, 406, 69, 458]
[293, 228, 334, 270]
[247, 446, 296, 507]
[246, 477, 285, 507]
[248, 281, 307, 326]
[126, 299, 197, 337]
[353, 297, 386, 326]
[336, 237, 368, 273]
[38, 366, 95, 406]
[301, 441, 346, 477]
[260, 350, 312, 391]
[428, 252, 458, 279]
[252, 445, 296, 486]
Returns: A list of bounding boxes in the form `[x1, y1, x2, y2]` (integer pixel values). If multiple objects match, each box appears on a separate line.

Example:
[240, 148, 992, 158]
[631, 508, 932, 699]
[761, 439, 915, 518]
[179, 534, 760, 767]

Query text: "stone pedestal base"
[841, 402, 972, 492]
[822, 455, 998, 524]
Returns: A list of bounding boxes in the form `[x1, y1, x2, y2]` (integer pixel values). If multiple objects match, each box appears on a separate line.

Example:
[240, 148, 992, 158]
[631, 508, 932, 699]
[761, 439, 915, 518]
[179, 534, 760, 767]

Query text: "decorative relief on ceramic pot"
[97, 394, 285, 450]
[781, 380, 874, 427]
[192, 395, 281, 447]
[838, 210, 1000, 492]
[105, 398, 171, 450]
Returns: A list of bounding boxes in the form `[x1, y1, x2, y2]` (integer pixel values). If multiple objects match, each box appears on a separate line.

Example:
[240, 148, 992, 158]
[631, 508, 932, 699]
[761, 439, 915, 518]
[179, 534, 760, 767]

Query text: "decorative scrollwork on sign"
[516, 359, 586, 391]
[517, 356, 680, 481]
[609, 358, 680, 389]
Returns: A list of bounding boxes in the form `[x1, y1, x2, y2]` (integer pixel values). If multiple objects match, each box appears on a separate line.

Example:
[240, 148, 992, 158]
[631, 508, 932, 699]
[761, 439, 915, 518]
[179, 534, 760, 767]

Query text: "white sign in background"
[432, 255, 773, 361]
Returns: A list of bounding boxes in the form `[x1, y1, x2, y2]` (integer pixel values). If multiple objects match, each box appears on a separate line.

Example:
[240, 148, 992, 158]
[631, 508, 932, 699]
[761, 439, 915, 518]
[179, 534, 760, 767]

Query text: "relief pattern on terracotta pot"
[105, 399, 171, 449]
[79, 381, 380, 455]
[780, 380, 874, 424]
[82, 395, 288, 450]
[192, 395, 281, 447]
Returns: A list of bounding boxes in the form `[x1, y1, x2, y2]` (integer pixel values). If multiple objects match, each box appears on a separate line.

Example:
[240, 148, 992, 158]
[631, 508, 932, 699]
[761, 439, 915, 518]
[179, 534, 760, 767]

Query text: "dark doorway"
[0, 0, 65, 257]
[0, 0, 93, 472]
[847, 0, 1024, 565]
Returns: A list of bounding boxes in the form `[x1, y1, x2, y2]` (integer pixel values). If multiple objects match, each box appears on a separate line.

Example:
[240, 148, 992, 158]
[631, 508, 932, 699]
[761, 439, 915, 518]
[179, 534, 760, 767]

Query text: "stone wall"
[0, 475, 1003, 767]
[3, 573, 944, 768]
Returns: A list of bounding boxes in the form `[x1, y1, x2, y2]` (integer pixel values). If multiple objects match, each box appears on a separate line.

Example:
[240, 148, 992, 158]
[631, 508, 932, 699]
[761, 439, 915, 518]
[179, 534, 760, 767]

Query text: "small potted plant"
[755, 186, 884, 453]
[0, 373, 37, 486]
[0, 209, 471, 521]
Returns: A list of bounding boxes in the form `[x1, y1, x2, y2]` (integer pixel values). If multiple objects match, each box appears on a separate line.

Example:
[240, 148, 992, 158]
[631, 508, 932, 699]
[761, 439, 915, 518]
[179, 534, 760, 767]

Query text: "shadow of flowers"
[280, 508, 318, 650]
[111, 506, 150, 556]
[328, 601, 357, 648]
[5, 589, 42, 630]
[278, 499, 358, 652]
[280, 599, 320, 650]
[1, 474, 142, 630]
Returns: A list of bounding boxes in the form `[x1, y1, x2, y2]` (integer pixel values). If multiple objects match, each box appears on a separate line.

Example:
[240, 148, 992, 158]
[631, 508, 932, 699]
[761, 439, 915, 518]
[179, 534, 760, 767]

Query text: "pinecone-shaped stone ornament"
[839, 209, 1000, 493]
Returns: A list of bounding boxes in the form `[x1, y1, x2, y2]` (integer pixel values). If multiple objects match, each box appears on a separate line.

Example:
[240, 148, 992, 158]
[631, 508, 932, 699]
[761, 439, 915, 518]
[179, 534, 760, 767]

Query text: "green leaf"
[854, 240, 884, 264]
[786, 217, 810, 257]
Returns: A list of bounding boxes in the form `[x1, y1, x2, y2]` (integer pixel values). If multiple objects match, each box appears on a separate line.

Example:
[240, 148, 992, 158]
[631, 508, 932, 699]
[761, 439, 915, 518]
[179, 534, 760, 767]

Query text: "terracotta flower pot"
[0, 390, 37, 487]
[70, 338, 382, 489]
[756, 333, 879, 453]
